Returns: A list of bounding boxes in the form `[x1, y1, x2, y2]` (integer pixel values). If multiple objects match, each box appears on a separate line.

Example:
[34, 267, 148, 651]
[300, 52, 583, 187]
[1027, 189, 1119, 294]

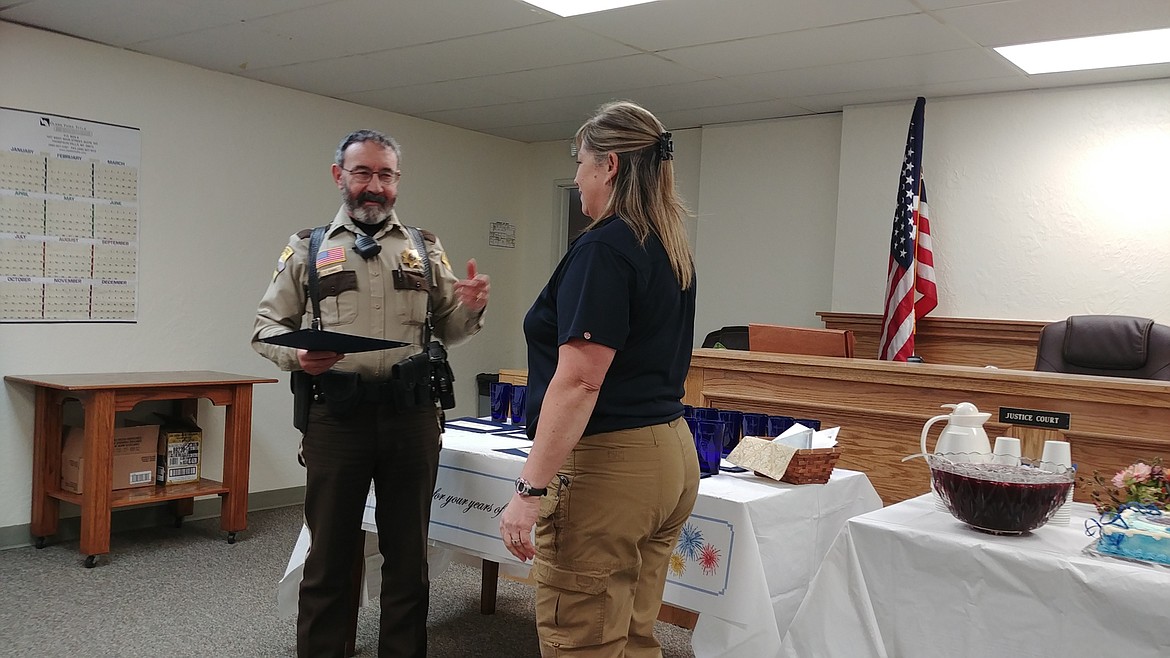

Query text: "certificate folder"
[260, 329, 408, 354]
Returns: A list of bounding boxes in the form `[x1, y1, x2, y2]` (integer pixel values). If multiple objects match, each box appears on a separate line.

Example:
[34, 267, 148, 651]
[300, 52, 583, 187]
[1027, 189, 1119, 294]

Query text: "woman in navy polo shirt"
[500, 100, 699, 657]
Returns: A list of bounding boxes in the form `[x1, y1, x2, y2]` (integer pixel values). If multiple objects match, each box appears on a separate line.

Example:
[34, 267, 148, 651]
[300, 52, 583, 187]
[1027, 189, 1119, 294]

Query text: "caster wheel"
[227, 532, 237, 545]
[35, 536, 46, 549]
[84, 555, 97, 568]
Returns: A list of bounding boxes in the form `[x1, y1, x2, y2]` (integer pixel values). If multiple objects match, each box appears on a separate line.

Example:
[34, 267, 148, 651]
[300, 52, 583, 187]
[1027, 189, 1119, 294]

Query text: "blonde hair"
[575, 101, 695, 290]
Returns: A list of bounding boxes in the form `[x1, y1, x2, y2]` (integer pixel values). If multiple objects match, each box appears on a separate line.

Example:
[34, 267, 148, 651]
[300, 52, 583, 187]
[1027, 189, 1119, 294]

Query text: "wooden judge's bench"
[690, 314, 1170, 505]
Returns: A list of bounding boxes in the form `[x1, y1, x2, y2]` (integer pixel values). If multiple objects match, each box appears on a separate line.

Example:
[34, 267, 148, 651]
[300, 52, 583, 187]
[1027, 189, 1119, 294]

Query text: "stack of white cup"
[1040, 440, 1074, 526]
[992, 436, 1021, 466]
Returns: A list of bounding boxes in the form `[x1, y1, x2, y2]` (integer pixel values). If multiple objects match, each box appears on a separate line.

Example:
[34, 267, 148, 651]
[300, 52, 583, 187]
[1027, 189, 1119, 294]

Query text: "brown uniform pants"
[533, 418, 700, 657]
[297, 401, 441, 658]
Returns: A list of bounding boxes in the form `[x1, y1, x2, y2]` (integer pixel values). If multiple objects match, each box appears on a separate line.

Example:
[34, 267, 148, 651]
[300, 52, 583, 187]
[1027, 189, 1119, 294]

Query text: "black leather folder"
[260, 329, 408, 353]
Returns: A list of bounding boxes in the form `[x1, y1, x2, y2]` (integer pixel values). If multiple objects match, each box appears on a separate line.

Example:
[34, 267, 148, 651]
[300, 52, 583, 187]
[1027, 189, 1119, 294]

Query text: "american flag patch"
[316, 246, 346, 268]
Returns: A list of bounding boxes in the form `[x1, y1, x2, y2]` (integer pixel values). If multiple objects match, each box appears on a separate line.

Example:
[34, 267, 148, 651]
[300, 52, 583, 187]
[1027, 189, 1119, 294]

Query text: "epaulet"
[295, 228, 313, 240]
[419, 228, 438, 244]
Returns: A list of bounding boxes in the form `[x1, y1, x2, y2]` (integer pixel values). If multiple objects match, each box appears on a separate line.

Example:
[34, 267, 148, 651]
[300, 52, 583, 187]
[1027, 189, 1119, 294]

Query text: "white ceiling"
[4, 0, 1170, 143]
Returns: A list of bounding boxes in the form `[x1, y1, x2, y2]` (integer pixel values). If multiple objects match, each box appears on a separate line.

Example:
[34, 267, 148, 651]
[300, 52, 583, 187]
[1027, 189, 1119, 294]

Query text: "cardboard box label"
[157, 426, 201, 485]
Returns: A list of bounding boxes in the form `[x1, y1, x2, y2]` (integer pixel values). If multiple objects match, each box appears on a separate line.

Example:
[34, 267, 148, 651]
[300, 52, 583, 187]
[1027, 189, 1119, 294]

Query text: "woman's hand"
[499, 492, 541, 562]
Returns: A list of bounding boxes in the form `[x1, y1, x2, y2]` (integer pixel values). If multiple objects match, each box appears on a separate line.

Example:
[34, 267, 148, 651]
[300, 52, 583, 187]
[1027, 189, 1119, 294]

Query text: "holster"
[391, 353, 434, 409]
[290, 370, 313, 432]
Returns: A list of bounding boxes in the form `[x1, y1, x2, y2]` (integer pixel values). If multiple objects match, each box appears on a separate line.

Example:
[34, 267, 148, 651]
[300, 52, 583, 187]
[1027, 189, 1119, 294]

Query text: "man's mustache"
[357, 192, 387, 204]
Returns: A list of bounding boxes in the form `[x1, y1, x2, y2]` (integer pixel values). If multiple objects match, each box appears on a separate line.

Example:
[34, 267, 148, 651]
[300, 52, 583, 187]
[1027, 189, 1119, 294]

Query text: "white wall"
[694, 115, 843, 342]
[833, 81, 1170, 322]
[0, 22, 530, 531]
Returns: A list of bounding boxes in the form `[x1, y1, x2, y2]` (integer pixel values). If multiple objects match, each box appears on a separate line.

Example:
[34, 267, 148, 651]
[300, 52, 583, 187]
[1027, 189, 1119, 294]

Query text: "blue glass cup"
[510, 385, 527, 425]
[767, 415, 796, 437]
[489, 382, 512, 422]
[693, 407, 721, 422]
[741, 412, 769, 439]
[717, 410, 743, 455]
[793, 418, 822, 431]
[693, 420, 722, 476]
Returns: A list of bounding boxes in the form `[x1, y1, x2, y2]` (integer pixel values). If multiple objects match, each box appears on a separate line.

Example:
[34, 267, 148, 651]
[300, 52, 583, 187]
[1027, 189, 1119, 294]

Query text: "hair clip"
[657, 131, 674, 161]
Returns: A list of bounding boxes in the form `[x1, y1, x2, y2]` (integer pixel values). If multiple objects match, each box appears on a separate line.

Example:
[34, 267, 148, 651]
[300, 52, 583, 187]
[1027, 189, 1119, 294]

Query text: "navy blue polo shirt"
[522, 215, 696, 439]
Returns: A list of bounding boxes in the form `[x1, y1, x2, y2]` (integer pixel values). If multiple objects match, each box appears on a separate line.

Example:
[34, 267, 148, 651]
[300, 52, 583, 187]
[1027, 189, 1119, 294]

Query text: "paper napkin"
[726, 436, 798, 480]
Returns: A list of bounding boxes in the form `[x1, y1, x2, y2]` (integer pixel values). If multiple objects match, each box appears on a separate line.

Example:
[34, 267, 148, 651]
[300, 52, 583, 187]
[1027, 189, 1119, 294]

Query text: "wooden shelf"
[8, 371, 275, 559]
[48, 479, 230, 508]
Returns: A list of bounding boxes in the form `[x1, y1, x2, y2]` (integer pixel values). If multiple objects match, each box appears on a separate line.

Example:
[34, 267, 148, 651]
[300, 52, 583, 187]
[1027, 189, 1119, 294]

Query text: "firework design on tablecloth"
[699, 543, 721, 575]
[669, 552, 687, 576]
[677, 523, 703, 561]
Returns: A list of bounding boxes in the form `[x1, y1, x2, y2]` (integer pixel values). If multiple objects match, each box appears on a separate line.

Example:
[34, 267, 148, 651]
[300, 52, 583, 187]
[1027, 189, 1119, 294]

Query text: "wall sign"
[998, 406, 1071, 430]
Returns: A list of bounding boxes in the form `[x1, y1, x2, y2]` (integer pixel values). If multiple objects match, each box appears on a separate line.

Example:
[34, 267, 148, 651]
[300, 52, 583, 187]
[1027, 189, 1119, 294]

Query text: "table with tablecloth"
[280, 419, 881, 657]
[780, 493, 1170, 658]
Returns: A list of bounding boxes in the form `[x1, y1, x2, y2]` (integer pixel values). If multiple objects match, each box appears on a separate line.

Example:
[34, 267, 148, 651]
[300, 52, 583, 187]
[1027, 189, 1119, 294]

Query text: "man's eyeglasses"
[341, 167, 401, 185]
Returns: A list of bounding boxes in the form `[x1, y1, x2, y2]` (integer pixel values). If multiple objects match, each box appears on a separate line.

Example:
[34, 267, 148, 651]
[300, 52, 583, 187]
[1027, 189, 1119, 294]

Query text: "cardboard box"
[60, 425, 159, 494]
[156, 418, 202, 486]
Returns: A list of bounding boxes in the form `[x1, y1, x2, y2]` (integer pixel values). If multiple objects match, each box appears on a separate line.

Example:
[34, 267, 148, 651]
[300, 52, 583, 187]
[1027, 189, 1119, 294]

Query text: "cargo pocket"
[535, 474, 569, 558]
[534, 561, 608, 650]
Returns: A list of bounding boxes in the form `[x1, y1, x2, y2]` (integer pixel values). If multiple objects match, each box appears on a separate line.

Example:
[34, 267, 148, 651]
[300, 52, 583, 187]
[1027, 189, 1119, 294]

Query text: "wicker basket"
[779, 447, 842, 485]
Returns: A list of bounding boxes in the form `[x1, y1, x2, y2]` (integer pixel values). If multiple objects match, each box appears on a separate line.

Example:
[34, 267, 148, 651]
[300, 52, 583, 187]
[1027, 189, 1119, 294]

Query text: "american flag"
[879, 97, 937, 361]
[316, 246, 346, 268]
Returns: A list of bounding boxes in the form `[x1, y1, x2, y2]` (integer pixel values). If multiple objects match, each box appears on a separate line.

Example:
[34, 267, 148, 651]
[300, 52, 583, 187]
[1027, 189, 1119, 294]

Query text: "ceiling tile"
[243, 0, 554, 57]
[935, 0, 1170, 47]
[660, 14, 968, 78]
[421, 93, 619, 131]
[609, 79, 777, 111]
[130, 22, 340, 72]
[0, 0, 232, 45]
[245, 21, 639, 95]
[473, 54, 708, 103]
[340, 78, 520, 115]
[568, 0, 920, 51]
[733, 48, 1020, 99]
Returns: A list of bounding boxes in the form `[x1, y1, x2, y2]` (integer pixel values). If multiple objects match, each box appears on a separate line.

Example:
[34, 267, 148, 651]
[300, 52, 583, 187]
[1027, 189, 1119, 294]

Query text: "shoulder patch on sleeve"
[296, 228, 313, 240]
[419, 229, 437, 244]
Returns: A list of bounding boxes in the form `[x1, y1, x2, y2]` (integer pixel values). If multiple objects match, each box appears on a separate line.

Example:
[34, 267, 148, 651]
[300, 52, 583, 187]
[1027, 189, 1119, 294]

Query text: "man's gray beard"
[343, 188, 393, 224]
[349, 203, 392, 225]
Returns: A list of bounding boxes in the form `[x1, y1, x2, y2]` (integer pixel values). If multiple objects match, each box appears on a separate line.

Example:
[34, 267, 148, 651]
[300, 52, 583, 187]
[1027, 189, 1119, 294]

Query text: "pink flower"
[1132, 462, 1153, 483]
[1114, 462, 1154, 488]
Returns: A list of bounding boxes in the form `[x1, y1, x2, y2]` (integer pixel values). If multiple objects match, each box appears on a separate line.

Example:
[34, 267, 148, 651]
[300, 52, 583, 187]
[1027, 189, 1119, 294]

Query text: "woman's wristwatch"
[515, 477, 547, 497]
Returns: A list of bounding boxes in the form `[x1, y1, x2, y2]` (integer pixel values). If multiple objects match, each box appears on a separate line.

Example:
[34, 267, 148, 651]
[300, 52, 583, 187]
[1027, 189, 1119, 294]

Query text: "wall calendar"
[0, 107, 140, 322]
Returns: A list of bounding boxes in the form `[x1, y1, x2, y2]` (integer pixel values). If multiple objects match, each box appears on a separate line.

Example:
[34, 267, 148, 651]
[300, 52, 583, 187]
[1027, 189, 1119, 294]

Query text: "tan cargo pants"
[533, 418, 700, 657]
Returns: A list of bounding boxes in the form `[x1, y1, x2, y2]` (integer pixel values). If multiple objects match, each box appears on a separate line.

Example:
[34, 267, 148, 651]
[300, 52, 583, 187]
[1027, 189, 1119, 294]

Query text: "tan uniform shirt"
[252, 207, 483, 381]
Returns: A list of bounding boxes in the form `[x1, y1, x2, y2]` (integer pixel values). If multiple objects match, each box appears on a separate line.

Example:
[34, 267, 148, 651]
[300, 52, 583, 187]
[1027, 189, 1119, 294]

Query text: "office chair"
[1034, 315, 1170, 380]
[747, 323, 855, 358]
[701, 325, 750, 350]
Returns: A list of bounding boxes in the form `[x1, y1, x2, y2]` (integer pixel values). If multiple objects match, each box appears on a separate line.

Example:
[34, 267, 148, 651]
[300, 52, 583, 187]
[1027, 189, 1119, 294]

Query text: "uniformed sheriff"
[251, 128, 489, 658]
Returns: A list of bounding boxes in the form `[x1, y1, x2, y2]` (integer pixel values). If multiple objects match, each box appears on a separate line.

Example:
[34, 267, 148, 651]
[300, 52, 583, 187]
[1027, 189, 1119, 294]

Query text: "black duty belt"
[312, 372, 432, 411]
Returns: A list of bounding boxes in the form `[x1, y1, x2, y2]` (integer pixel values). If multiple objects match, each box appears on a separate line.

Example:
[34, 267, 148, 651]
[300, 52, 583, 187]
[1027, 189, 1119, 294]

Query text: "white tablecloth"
[280, 420, 881, 657]
[780, 494, 1170, 658]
